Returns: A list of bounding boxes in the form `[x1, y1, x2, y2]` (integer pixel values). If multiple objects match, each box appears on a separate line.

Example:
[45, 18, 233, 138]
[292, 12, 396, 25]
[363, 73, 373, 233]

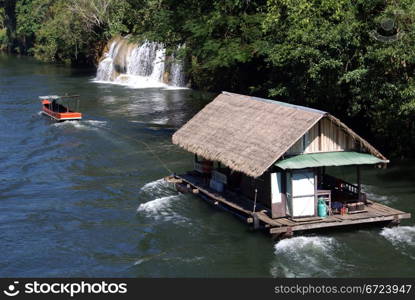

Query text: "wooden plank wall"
[240, 172, 271, 208]
[286, 117, 356, 155]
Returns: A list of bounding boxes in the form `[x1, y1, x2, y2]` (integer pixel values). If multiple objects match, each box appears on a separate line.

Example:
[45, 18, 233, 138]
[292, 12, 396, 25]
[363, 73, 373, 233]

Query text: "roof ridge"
[222, 91, 327, 115]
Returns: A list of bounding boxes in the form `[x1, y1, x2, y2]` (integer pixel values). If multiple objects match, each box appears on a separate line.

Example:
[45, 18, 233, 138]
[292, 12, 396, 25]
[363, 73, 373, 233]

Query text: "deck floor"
[168, 173, 411, 236]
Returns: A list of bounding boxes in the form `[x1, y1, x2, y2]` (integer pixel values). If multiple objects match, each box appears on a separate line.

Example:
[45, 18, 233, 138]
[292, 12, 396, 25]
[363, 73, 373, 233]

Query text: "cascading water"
[95, 42, 119, 82]
[170, 45, 186, 87]
[150, 48, 166, 82]
[95, 37, 186, 89]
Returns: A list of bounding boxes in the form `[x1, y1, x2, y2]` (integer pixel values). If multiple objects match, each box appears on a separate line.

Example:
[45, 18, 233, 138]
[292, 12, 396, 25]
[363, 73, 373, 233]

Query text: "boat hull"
[41, 100, 82, 121]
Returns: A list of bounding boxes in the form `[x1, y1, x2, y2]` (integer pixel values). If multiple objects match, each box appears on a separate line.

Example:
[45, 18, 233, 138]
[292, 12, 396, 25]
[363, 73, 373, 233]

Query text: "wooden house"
[166, 92, 410, 237]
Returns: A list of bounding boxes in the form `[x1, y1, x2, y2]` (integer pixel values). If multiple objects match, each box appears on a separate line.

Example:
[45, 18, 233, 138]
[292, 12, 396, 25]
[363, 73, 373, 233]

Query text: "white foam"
[133, 257, 152, 266]
[179, 256, 204, 263]
[83, 120, 107, 127]
[152, 117, 169, 125]
[92, 77, 166, 89]
[52, 120, 107, 130]
[380, 226, 415, 246]
[165, 86, 189, 90]
[133, 253, 165, 266]
[137, 195, 187, 223]
[52, 121, 88, 130]
[137, 195, 175, 213]
[115, 74, 169, 89]
[362, 184, 395, 204]
[275, 236, 335, 253]
[271, 236, 339, 277]
[140, 179, 169, 195]
[93, 75, 189, 90]
[94, 38, 188, 89]
[137, 179, 188, 223]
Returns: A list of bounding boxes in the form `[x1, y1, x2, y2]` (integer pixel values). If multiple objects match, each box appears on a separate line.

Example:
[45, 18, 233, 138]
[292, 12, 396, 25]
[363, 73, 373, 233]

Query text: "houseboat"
[166, 92, 410, 238]
[40, 95, 82, 121]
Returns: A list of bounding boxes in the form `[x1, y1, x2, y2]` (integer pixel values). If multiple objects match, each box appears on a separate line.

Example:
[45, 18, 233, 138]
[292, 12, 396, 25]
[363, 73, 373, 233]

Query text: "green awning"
[275, 152, 389, 170]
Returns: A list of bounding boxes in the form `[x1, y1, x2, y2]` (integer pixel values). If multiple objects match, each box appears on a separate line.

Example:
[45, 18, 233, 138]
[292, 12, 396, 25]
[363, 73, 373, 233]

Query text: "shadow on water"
[377, 159, 415, 182]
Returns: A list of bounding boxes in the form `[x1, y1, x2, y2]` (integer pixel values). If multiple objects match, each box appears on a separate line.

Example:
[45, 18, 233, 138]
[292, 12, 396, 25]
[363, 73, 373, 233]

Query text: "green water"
[0, 54, 414, 277]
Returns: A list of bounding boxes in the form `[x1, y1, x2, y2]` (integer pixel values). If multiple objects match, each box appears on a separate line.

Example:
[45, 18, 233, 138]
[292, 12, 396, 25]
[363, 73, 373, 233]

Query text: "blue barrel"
[318, 198, 327, 218]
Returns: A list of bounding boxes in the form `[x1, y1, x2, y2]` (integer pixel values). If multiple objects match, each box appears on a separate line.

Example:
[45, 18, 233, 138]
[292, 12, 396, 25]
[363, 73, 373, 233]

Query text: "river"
[0, 54, 414, 277]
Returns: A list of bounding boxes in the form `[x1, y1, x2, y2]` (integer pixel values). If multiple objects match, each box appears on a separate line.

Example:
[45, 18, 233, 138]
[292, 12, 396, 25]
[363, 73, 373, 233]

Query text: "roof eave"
[325, 114, 388, 161]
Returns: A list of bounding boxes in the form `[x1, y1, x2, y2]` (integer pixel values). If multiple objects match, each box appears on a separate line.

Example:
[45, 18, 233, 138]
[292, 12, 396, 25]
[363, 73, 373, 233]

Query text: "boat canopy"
[39, 95, 60, 100]
[275, 151, 389, 170]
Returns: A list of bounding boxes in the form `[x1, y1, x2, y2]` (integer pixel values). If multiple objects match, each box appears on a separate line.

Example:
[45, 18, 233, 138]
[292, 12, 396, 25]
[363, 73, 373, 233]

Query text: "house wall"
[240, 172, 271, 208]
[286, 117, 357, 155]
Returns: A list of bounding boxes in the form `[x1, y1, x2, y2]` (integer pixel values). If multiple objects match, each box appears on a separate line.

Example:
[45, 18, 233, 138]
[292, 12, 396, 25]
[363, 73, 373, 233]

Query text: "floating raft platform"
[165, 174, 411, 238]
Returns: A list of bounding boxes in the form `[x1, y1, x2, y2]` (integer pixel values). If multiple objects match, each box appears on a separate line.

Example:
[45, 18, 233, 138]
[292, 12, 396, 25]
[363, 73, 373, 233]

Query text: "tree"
[33, 0, 131, 64]
[262, 0, 415, 157]
[67, 0, 130, 36]
[0, 0, 17, 52]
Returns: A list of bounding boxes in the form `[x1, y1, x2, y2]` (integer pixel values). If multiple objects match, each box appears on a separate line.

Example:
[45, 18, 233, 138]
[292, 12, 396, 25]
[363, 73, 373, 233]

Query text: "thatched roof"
[172, 92, 387, 178]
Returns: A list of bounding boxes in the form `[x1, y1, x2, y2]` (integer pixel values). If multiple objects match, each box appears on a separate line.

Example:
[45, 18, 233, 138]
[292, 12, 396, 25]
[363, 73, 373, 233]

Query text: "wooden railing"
[321, 174, 359, 197]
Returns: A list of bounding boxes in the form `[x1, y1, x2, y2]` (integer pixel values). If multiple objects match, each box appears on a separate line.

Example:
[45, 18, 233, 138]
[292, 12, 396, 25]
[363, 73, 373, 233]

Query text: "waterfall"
[170, 61, 185, 87]
[95, 37, 186, 89]
[170, 45, 186, 87]
[150, 48, 166, 82]
[95, 41, 119, 82]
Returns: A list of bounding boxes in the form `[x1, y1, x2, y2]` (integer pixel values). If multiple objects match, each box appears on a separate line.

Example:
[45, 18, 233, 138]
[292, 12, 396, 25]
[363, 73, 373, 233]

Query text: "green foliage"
[129, 0, 267, 90]
[0, 7, 5, 49]
[5, 0, 133, 63]
[33, 1, 85, 63]
[15, 0, 51, 54]
[262, 0, 415, 157]
[0, 7, 5, 48]
[0, 6, 4, 27]
[1, 0, 415, 158]
[0, 28, 6, 50]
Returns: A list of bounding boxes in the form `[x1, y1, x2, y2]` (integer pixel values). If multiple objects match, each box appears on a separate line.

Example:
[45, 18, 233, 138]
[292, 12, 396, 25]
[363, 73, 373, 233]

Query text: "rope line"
[86, 121, 175, 175]
[140, 139, 174, 175]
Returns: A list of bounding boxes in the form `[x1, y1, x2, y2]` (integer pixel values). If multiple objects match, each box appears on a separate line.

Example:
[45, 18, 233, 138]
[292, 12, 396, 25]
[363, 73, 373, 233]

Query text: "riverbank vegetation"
[1, 0, 414, 159]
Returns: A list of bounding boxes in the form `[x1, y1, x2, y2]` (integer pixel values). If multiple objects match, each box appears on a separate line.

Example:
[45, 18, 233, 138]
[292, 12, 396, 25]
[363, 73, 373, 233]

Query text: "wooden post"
[318, 122, 322, 151]
[253, 188, 258, 213]
[314, 170, 318, 217]
[252, 213, 260, 230]
[357, 166, 361, 201]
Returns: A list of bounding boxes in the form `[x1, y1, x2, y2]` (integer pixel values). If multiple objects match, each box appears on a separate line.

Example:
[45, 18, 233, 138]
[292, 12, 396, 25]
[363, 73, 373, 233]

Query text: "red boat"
[40, 95, 82, 121]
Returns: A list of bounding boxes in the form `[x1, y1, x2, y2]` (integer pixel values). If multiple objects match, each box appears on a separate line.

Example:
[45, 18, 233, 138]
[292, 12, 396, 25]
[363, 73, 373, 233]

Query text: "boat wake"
[380, 226, 415, 259]
[137, 195, 187, 223]
[137, 195, 176, 214]
[137, 179, 188, 223]
[271, 236, 342, 277]
[52, 120, 107, 131]
[139, 178, 173, 196]
[133, 252, 165, 266]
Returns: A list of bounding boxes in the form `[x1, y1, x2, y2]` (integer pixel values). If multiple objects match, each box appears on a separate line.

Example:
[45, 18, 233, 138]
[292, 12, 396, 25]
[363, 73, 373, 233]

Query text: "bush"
[0, 28, 6, 50]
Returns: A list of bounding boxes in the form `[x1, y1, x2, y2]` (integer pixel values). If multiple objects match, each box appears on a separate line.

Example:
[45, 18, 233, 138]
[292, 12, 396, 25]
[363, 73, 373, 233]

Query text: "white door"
[289, 171, 315, 217]
[271, 172, 282, 203]
[271, 172, 286, 218]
